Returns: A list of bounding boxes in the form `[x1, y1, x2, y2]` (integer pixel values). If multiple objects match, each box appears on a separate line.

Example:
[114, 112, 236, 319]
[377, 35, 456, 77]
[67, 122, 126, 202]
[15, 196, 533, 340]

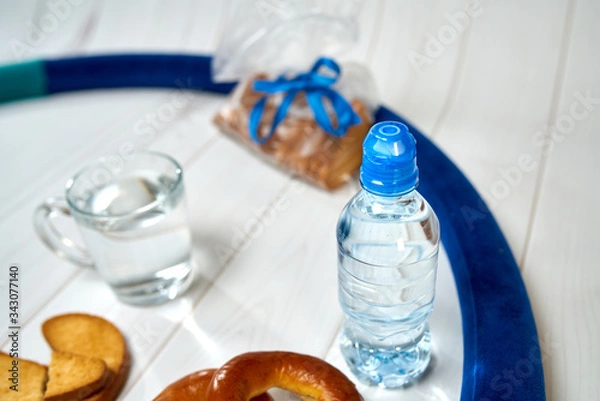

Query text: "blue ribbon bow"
[248, 57, 362, 144]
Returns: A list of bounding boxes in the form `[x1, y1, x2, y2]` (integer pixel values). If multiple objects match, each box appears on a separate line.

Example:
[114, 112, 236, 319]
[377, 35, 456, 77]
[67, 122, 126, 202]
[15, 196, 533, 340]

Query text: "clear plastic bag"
[212, 0, 365, 82]
[212, 0, 376, 190]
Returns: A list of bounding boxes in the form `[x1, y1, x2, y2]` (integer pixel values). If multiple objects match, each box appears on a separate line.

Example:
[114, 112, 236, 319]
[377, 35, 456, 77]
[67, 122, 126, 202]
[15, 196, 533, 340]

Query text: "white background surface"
[0, 1, 598, 400]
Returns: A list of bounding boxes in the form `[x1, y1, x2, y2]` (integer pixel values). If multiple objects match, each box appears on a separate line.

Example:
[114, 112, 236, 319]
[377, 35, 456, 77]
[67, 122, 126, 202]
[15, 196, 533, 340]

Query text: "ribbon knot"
[248, 57, 362, 144]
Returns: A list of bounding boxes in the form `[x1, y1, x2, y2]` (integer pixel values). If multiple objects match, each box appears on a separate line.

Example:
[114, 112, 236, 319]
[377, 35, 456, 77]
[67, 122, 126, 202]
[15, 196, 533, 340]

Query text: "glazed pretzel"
[154, 351, 362, 401]
[153, 368, 272, 401]
[208, 351, 362, 401]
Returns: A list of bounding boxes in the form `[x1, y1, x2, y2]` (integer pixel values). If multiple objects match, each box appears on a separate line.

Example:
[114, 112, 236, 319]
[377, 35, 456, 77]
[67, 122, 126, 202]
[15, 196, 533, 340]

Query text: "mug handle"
[33, 197, 94, 268]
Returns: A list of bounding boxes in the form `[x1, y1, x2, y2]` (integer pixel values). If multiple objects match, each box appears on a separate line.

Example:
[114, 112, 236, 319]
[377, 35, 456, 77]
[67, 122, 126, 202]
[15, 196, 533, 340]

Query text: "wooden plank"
[341, 0, 383, 63]
[0, 0, 228, 217]
[0, 0, 230, 334]
[181, 0, 232, 52]
[85, 0, 224, 53]
[5, 96, 234, 323]
[123, 191, 461, 400]
[431, 0, 570, 262]
[0, 90, 175, 217]
[0, 0, 98, 61]
[83, 0, 173, 52]
[521, 0, 600, 399]
[0, 1, 38, 61]
[0, 0, 227, 218]
[0, 132, 295, 367]
[367, 0, 471, 133]
[0, 92, 177, 338]
[123, 182, 360, 399]
[0, 91, 229, 334]
[8, 2, 592, 400]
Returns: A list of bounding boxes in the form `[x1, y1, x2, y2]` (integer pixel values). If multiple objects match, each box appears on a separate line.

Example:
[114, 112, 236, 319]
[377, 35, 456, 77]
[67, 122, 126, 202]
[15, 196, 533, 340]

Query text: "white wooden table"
[0, 1, 598, 400]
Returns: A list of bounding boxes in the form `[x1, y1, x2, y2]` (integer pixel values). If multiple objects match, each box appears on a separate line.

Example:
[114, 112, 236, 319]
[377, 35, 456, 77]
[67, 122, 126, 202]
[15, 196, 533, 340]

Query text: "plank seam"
[0, 98, 224, 348]
[428, 11, 474, 139]
[520, 0, 578, 271]
[320, 316, 344, 358]
[0, 92, 177, 219]
[69, 0, 104, 52]
[210, 0, 233, 51]
[180, 0, 200, 46]
[0, 268, 83, 349]
[119, 178, 296, 398]
[365, 0, 385, 63]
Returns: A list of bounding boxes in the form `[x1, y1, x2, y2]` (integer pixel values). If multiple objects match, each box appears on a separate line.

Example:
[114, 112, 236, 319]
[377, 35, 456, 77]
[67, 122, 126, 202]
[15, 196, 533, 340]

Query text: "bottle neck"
[359, 188, 422, 216]
[362, 188, 417, 203]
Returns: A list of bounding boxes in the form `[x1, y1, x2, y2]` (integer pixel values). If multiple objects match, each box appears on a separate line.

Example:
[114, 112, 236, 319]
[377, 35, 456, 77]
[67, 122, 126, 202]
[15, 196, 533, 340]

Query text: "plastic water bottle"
[337, 121, 440, 388]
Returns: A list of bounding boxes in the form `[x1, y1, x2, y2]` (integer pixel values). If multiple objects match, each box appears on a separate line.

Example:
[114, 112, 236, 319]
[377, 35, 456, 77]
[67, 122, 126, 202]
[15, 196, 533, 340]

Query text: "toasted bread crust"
[0, 352, 48, 401]
[42, 313, 130, 401]
[83, 349, 130, 401]
[44, 351, 110, 401]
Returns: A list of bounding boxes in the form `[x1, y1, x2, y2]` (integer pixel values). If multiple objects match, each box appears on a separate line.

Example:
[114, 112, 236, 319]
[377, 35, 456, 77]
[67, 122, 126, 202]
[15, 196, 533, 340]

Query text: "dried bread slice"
[42, 314, 130, 401]
[0, 352, 48, 401]
[45, 351, 109, 401]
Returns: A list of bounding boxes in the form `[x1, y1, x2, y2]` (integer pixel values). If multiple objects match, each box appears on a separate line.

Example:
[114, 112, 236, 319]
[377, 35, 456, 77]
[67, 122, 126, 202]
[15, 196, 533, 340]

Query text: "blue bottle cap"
[360, 121, 419, 197]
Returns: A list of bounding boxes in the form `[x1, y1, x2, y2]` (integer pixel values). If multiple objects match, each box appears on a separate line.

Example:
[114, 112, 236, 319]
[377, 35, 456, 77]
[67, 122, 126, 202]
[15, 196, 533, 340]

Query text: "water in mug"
[337, 190, 439, 388]
[76, 172, 192, 302]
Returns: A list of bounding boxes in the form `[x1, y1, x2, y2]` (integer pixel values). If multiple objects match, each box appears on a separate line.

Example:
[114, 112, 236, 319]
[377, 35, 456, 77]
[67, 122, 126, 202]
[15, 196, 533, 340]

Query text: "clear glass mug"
[34, 151, 194, 305]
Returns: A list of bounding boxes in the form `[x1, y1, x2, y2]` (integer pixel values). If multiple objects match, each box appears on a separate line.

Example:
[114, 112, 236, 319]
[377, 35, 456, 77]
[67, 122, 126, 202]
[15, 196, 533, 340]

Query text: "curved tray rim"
[0, 54, 546, 401]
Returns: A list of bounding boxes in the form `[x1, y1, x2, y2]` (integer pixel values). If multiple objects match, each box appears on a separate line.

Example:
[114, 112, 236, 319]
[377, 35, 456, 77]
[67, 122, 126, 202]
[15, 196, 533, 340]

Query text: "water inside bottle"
[337, 190, 439, 387]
